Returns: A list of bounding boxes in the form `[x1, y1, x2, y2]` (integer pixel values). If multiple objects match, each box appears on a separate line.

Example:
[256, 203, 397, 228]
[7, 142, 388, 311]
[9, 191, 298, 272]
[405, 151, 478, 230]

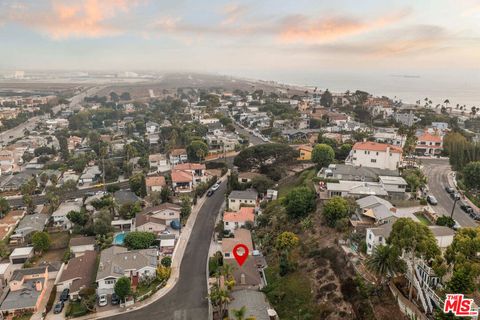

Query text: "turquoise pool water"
[113, 232, 127, 245]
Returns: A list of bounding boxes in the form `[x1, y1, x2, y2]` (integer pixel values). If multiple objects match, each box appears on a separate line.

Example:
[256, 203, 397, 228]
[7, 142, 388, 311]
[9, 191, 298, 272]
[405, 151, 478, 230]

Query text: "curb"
[68, 176, 227, 320]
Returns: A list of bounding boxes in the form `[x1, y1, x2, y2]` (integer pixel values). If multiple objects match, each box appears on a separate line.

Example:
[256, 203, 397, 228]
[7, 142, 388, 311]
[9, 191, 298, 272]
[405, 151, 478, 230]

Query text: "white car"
[98, 294, 108, 307]
[211, 183, 221, 191]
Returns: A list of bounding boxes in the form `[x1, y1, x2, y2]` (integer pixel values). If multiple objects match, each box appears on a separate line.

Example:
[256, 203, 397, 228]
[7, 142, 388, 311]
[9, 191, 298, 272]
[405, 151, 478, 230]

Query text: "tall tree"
[388, 218, 440, 260]
[320, 89, 333, 108]
[311, 144, 335, 168]
[283, 187, 316, 219]
[114, 276, 131, 300]
[322, 196, 350, 228]
[187, 140, 209, 162]
[0, 197, 10, 218]
[366, 245, 405, 284]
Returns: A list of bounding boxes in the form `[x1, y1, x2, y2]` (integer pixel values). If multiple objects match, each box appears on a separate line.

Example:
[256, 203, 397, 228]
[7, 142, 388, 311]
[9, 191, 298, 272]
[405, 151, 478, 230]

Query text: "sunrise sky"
[0, 0, 479, 80]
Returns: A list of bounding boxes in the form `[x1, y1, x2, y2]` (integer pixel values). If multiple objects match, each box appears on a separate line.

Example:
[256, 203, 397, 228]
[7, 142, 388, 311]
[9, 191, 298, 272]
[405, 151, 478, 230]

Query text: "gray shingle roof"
[96, 246, 157, 281]
[229, 189, 258, 201]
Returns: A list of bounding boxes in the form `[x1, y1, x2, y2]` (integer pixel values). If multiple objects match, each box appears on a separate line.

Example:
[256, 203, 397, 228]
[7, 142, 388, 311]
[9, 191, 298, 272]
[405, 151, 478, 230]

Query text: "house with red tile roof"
[145, 176, 166, 194]
[415, 130, 443, 156]
[171, 163, 207, 193]
[223, 207, 255, 233]
[346, 141, 403, 170]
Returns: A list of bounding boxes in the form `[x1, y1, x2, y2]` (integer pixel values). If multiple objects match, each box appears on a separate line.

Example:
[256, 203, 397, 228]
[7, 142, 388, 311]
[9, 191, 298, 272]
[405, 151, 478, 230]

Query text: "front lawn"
[13, 313, 32, 320]
[414, 213, 432, 226]
[66, 301, 89, 318]
[135, 278, 163, 298]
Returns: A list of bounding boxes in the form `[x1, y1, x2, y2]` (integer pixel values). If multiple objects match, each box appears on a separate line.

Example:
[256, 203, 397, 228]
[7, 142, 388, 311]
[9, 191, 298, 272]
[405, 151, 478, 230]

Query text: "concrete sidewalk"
[55, 175, 227, 320]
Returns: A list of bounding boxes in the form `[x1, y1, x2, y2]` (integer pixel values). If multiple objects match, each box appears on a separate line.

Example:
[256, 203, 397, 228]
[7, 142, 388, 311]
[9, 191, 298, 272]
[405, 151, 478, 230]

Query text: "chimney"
[240, 273, 246, 285]
[35, 281, 43, 292]
[99, 262, 104, 271]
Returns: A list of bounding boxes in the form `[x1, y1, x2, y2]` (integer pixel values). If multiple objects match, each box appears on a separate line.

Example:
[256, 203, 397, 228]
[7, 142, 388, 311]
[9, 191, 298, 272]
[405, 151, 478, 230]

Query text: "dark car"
[54, 301, 64, 314]
[59, 288, 70, 302]
[469, 211, 480, 221]
[445, 186, 455, 194]
[111, 293, 120, 305]
[206, 190, 214, 197]
[450, 192, 461, 200]
[460, 203, 473, 213]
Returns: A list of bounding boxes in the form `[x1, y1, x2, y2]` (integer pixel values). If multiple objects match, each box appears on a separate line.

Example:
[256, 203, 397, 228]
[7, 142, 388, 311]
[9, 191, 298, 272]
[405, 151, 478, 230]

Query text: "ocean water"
[266, 71, 480, 108]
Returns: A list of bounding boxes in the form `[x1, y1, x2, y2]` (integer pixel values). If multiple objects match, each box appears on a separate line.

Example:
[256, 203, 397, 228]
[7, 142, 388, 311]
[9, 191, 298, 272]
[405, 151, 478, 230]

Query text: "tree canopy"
[283, 186, 316, 219]
[0, 197, 10, 218]
[129, 173, 147, 198]
[463, 161, 480, 190]
[32, 231, 51, 252]
[114, 276, 131, 300]
[387, 218, 440, 260]
[322, 196, 350, 228]
[234, 144, 298, 172]
[187, 140, 209, 162]
[311, 144, 335, 168]
[124, 231, 156, 250]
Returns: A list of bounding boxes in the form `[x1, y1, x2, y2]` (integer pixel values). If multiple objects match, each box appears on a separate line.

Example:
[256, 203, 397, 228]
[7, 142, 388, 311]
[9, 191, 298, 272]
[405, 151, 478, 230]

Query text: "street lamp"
[450, 196, 459, 219]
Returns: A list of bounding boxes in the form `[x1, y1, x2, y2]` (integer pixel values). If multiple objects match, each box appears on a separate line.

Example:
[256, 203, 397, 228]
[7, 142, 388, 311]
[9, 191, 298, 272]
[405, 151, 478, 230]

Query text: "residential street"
[421, 158, 477, 227]
[103, 182, 227, 320]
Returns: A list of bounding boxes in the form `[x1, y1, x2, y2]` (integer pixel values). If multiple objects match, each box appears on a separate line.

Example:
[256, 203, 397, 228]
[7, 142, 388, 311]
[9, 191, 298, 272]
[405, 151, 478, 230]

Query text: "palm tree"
[366, 245, 405, 285]
[232, 306, 247, 320]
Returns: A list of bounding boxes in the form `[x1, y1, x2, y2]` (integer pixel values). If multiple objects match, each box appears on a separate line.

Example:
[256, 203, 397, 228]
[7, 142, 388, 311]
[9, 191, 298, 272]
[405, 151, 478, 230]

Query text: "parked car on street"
[211, 182, 220, 191]
[54, 302, 64, 314]
[460, 203, 473, 213]
[445, 186, 455, 194]
[206, 190, 214, 197]
[450, 192, 461, 200]
[469, 211, 480, 221]
[427, 195, 438, 205]
[453, 220, 462, 231]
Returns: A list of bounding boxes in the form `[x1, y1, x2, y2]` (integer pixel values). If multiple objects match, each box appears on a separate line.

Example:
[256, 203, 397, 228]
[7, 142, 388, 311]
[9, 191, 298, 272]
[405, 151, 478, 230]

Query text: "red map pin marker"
[232, 244, 249, 266]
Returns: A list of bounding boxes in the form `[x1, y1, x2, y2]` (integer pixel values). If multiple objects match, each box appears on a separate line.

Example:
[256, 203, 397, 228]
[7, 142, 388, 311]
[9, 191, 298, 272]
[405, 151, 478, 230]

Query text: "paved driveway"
[421, 158, 477, 227]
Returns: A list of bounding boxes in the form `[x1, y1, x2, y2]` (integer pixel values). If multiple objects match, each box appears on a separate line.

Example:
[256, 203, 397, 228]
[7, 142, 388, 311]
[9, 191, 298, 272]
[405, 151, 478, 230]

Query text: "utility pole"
[450, 197, 459, 219]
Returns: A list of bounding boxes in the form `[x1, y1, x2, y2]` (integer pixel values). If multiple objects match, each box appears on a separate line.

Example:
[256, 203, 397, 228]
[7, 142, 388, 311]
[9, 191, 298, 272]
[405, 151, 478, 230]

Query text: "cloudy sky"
[0, 0, 479, 81]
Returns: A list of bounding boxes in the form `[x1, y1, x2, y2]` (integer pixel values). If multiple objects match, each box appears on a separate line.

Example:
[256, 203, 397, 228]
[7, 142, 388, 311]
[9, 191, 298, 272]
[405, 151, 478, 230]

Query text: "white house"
[169, 149, 188, 166]
[96, 246, 158, 295]
[346, 141, 403, 170]
[52, 200, 82, 230]
[228, 189, 258, 211]
[149, 154, 170, 172]
[223, 207, 255, 233]
[366, 220, 455, 255]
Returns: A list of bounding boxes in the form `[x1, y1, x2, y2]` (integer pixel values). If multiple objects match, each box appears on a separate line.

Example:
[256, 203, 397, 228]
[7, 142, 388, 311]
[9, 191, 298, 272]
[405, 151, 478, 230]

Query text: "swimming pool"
[113, 232, 127, 245]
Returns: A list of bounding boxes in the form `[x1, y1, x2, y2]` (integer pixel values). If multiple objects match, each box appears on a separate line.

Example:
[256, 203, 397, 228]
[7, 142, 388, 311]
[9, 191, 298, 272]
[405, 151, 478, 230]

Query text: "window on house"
[369, 233, 372, 239]
[231, 200, 236, 202]
[371, 159, 377, 163]
[379, 236, 383, 242]
[376, 152, 379, 155]
[225, 253, 230, 257]
[225, 222, 229, 225]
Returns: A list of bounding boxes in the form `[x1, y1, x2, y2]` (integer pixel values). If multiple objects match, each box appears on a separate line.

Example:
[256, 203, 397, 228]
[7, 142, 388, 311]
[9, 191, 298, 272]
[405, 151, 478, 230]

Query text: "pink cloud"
[5, 0, 142, 39]
[278, 9, 411, 44]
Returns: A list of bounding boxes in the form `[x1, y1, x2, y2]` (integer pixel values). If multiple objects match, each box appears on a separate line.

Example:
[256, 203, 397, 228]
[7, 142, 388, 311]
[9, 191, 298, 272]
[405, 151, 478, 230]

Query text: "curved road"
[105, 183, 227, 320]
[422, 158, 477, 227]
